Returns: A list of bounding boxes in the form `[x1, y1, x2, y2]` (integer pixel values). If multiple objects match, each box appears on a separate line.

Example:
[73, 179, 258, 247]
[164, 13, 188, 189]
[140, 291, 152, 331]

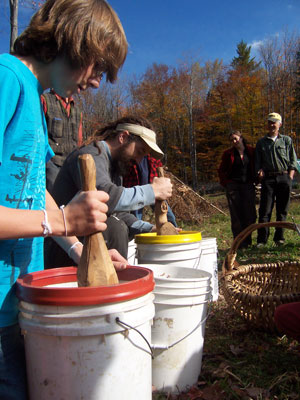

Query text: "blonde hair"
[13, 0, 127, 82]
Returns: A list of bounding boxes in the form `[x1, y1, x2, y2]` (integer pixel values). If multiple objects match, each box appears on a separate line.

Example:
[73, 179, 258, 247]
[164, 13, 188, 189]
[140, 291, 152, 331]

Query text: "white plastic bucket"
[146, 264, 212, 392]
[135, 233, 219, 301]
[135, 231, 202, 269]
[16, 267, 155, 400]
[151, 264, 211, 288]
[198, 238, 219, 301]
[127, 238, 137, 265]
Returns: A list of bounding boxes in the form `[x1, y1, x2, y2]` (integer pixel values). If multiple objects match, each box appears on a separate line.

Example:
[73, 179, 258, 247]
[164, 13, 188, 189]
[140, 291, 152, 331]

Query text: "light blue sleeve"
[0, 66, 21, 164]
[114, 184, 155, 212]
[130, 220, 154, 235]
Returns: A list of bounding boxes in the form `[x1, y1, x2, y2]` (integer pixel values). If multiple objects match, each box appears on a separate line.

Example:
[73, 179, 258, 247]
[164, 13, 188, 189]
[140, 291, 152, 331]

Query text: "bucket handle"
[151, 297, 212, 351]
[116, 317, 154, 359]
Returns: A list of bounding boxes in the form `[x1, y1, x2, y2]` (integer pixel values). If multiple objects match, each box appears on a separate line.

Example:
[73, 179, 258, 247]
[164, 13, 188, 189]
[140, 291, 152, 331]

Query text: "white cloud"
[250, 32, 280, 51]
[250, 40, 265, 50]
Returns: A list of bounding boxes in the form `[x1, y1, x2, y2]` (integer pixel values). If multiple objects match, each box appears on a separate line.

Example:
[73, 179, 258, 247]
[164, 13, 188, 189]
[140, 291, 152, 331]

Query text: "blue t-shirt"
[0, 54, 53, 327]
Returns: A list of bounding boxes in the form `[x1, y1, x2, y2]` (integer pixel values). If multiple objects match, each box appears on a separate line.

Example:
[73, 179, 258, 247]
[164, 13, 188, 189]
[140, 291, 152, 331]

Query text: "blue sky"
[0, 0, 299, 79]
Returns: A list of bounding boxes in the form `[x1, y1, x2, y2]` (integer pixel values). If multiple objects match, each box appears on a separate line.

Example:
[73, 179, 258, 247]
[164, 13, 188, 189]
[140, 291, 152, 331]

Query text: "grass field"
[153, 196, 300, 400]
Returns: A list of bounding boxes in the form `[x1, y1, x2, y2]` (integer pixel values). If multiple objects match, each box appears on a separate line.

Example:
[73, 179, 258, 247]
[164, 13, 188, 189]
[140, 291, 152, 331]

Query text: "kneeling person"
[47, 116, 172, 266]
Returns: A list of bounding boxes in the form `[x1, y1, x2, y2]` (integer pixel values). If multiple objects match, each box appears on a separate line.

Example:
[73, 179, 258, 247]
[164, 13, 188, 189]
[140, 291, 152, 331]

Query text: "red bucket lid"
[16, 266, 154, 306]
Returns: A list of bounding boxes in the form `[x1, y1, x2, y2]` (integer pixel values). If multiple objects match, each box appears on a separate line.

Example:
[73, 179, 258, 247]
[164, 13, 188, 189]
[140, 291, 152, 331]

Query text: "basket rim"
[222, 221, 300, 275]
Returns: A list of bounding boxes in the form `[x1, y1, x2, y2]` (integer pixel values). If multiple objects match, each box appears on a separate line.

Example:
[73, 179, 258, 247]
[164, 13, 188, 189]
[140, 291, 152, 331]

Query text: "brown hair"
[84, 116, 154, 148]
[229, 130, 248, 145]
[229, 130, 241, 139]
[13, 0, 128, 83]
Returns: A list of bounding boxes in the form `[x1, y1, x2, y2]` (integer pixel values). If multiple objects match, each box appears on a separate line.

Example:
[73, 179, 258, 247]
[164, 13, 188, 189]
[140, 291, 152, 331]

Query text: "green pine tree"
[231, 40, 261, 72]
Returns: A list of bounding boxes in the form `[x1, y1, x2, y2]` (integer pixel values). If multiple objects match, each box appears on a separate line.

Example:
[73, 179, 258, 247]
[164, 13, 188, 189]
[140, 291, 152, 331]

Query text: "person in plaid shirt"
[123, 155, 177, 226]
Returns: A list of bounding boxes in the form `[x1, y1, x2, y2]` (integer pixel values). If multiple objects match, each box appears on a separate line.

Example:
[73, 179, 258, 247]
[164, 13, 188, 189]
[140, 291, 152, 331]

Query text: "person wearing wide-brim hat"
[255, 112, 298, 246]
[47, 115, 173, 267]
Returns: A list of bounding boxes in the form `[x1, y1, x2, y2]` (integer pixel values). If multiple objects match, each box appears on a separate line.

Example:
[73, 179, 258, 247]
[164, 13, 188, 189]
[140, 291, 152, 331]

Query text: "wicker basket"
[222, 221, 300, 332]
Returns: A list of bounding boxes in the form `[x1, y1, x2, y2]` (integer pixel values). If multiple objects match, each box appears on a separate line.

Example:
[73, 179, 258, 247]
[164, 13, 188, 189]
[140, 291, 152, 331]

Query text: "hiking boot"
[275, 240, 285, 246]
[257, 243, 266, 248]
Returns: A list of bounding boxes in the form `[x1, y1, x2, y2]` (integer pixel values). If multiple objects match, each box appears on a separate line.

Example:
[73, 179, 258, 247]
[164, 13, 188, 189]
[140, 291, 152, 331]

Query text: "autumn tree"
[9, 0, 18, 52]
[258, 32, 299, 135]
[9, 0, 45, 53]
[294, 51, 300, 109]
[76, 79, 129, 139]
[293, 50, 300, 153]
[128, 64, 174, 158]
[172, 63, 197, 188]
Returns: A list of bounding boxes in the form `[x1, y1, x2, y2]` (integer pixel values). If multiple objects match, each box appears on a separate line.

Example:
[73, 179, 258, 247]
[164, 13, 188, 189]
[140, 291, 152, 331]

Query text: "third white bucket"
[198, 237, 219, 301]
[145, 264, 212, 393]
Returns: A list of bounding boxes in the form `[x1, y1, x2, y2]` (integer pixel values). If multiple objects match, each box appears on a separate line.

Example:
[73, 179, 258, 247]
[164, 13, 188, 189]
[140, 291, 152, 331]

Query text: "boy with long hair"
[0, 1, 127, 398]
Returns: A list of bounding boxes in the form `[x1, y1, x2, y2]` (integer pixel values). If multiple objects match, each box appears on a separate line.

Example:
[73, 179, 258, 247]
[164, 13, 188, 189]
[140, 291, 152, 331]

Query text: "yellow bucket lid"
[134, 231, 202, 244]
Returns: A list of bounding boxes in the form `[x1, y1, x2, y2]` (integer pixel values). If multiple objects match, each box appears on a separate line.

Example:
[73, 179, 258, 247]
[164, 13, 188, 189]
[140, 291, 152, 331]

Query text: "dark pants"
[0, 324, 28, 400]
[225, 182, 256, 247]
[257, 174, 292, 244]
[102, 215, 129, 258]
[274, 302, 300, 341]
[44, 215, 129, 269]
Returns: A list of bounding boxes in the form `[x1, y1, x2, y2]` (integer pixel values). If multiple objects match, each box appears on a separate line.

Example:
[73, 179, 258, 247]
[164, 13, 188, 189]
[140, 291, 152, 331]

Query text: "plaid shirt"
[41, 89, 83, 146]
[123, 155, 163, 187]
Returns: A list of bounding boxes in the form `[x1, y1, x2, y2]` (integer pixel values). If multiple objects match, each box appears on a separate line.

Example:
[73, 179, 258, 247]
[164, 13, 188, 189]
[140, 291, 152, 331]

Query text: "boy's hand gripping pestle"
[154, 167, 178, 236]
[77, 154, 119, 286]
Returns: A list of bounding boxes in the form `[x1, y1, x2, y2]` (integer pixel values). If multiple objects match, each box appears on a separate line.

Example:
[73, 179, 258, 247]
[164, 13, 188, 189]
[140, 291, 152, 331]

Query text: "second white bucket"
[135, 232, 219, 301]
[146, 264, 212, 393]
[128, 239, 137, 265]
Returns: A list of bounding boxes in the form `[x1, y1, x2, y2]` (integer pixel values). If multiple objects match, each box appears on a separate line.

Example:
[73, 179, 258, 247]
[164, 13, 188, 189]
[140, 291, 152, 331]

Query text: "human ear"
[119, 130, 130, 144]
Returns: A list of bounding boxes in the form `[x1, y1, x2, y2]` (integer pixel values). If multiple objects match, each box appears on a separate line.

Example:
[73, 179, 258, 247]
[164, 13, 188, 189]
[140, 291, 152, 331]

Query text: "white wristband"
[60, 205, 68, 236]
[68, 241, 83, 258]
[42, 209, 52, 237]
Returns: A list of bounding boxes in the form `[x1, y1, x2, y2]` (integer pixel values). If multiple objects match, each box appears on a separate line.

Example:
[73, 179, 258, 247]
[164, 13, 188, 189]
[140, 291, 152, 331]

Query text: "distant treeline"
[77, 34, 300, 190]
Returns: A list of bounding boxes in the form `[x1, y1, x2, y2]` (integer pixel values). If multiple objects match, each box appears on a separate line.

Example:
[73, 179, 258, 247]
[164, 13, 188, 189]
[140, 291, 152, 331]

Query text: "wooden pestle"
[154, 167, 178, 235]
[77, 154, 119, 287]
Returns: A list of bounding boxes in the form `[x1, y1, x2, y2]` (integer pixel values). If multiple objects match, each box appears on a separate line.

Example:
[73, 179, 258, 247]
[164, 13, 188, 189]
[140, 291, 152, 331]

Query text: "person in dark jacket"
[218, 131, 256, 248]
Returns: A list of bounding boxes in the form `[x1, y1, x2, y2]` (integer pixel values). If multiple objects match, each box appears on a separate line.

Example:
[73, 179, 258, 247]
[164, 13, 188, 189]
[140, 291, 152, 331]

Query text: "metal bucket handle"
[116, 317, 154, 358]
[151, 296, 212, 351]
